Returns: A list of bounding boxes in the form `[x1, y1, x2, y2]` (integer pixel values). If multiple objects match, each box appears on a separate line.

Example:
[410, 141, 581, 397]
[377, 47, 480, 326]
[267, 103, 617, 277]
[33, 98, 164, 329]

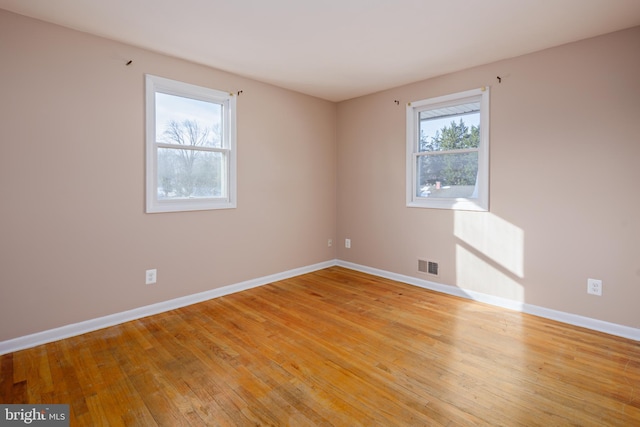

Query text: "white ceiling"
[2, 0, 640, 102]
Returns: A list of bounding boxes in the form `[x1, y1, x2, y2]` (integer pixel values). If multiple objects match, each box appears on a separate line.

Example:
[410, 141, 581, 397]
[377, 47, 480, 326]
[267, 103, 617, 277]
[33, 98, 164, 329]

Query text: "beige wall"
[0, 10, 337, 341]
[1, 9, 639, 342]
[337, 26, 640, 328]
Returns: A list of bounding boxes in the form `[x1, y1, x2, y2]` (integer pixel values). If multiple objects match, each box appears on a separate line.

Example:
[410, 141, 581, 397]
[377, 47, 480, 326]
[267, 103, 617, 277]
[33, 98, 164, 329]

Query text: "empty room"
[1, 1, 639, 425]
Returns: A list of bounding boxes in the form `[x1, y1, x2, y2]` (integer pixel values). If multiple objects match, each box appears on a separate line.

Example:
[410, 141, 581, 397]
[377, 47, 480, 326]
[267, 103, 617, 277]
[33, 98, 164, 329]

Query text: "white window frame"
[145, 74, 236, 213]
[406, 87, 489, 211]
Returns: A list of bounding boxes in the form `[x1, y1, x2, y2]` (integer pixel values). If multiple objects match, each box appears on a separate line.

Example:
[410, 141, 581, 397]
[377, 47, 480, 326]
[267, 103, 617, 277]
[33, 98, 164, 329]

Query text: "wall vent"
[418, 259, 439, 276]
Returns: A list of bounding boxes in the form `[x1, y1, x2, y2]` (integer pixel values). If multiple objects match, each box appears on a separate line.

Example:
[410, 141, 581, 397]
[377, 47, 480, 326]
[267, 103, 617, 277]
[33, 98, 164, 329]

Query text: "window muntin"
[407, 88, 489, 211]
[146, 75, 236, 213]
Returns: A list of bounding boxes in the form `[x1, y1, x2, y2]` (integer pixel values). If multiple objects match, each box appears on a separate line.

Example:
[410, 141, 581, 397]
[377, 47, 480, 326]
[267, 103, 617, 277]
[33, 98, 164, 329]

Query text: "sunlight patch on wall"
[454, 211, 524, 278]
[455, 245, 525, 302]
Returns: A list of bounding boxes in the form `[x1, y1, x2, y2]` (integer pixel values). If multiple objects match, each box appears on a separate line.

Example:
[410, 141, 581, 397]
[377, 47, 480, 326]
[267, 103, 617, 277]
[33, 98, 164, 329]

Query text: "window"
[145, 74, 236, 213]
[406, 87, 489, 211]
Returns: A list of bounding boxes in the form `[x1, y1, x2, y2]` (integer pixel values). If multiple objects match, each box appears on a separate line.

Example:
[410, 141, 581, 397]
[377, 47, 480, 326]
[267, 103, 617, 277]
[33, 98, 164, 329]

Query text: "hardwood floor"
[1, 266, 639, 426]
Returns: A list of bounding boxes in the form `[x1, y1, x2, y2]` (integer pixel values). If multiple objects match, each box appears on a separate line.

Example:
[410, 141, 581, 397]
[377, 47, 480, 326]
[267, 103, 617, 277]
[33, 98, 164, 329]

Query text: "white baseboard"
[2, 258, 637, 355]
[0, 260, 337, 355]
[337, 260, 640, 342]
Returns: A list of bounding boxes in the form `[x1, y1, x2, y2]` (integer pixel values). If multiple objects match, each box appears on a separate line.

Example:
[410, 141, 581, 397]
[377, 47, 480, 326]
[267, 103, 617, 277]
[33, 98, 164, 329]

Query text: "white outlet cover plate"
[146, 269, 157, 285]
[587, 278, 602, 296]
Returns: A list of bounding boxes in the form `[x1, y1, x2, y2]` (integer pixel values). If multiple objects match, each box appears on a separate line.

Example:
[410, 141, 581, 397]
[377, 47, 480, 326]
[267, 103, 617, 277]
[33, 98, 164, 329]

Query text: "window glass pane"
[158, 148, 225, 199]
[419, 107, 480, 152]
[156, 93, 223, 148]
[416, 152, 478, 198]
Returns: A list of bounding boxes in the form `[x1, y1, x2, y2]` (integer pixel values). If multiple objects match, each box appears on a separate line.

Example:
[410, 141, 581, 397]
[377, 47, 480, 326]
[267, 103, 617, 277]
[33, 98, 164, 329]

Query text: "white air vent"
[418, 259, 439, 276]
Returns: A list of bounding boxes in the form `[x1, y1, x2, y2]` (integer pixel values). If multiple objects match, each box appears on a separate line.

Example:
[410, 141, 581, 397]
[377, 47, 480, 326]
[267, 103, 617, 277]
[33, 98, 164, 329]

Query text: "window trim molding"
[406, 87, 490, 211]
[145, 74, 237, 213]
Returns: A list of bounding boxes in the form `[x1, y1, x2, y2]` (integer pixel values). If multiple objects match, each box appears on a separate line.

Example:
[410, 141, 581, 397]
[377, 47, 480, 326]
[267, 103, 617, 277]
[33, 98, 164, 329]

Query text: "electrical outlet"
[587, 278, 602, 296]
[328, 238, 333, 247]
[345, 238, 351, 249]
[146, 269, 157, 285]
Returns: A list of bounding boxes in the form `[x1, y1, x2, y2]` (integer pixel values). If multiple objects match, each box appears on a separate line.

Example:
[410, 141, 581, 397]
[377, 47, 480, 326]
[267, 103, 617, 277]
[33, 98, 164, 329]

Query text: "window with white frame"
[406, 87, 489, 211]
[145, 74, 236, 213]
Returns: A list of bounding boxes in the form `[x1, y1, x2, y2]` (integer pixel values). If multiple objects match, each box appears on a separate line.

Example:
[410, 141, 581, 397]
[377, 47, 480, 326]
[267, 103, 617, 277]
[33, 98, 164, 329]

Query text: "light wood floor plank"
[1, 266, 639, 426]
